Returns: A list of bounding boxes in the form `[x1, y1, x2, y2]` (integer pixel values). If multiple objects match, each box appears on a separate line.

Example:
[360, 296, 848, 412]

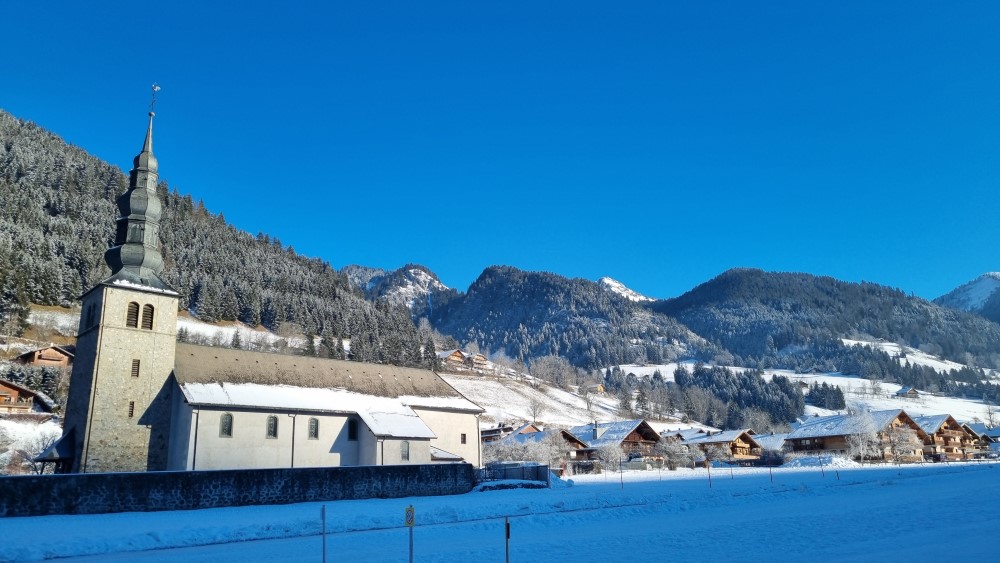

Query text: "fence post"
[321, 505, 327, 563]
[505, 516, 511, 563]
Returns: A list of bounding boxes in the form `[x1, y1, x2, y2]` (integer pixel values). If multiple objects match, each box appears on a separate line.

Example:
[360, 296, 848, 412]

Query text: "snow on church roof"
[180, 382, 437, 439]
[173, 343, 483, 439]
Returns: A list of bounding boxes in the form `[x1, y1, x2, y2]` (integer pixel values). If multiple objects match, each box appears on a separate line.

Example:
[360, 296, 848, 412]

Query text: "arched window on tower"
[126, 302, 140, 328]
[141, 304, 154, 330]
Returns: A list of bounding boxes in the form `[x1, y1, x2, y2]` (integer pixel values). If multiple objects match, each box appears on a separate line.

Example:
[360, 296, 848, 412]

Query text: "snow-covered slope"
[598, 277, 654, 302]
[935, 272, 1000, 312]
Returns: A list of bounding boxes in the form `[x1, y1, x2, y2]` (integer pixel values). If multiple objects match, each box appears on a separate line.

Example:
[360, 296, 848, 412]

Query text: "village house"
[895, 387, 920, 399]
[912, 414, 979, 461]
[681, 429, 762, 463]
[499, 427, 591, 470]
[785, 409, 927, 462]
[38, 109, 485, 474]
[569, 419, 661, 458]
[0, 379, 38, 414]
[14, 345, 75, 368]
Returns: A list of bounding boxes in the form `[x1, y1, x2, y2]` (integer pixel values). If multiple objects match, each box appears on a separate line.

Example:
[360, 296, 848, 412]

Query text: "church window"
[348, 419, 358, 441]
[461, 433, 467, 444]
[266, 415, 278, 439]
[131, 359, 140, 378]
[128, 401, 135, 418]
[401, 440, 410, 462]
[220, 413, 233, 438]
[126, 302, 140, 328]
[141, 304, 154, 330]
[308, 418, 319, 439]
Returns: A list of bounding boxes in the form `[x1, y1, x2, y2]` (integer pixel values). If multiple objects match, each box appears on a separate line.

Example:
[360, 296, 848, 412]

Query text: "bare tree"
[847, 410, 880, 462]
[597, 443, 624, 472]
[884, 424, 923, 464]
[985, 404, 998, 429]
[528, 397, 546, 424]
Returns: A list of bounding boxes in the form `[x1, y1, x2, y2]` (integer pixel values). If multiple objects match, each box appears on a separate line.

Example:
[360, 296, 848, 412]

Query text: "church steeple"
[103, 86, 172, 291]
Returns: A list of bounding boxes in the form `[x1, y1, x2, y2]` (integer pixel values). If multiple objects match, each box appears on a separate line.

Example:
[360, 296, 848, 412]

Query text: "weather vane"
[150, 83, 161, 113]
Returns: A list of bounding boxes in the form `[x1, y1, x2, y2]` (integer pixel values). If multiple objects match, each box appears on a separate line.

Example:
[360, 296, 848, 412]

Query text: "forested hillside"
[426, 265, 715, 369]
[652, 268, 1000, 399]
[0, 110, 424, 366]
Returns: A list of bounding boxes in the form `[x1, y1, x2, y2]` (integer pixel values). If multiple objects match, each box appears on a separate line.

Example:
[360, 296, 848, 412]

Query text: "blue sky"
[3, 2, 999, 300]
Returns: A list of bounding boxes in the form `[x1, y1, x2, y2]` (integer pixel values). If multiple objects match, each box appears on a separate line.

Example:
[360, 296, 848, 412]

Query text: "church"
[43, 103, 483, 473]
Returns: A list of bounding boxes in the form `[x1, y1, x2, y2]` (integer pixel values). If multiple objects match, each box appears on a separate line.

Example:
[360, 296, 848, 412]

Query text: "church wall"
[412, 407, 482, 466]
[183, 407, 366, 470]
[381, 437, 431, 465]
[166, 393, 194, 470]
[63, 288, 103, 473]
[0, 463, 477, 517]
[78, 286, 178, 473]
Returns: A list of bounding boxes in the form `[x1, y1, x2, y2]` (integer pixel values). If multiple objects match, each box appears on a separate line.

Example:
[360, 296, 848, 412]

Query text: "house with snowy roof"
[785, 409, 927, 461]
[40, 109, 484, 474]
[681, 429, 762, 463]
[912, 414, 979, 460]
[500, 427, 591, 466]
[895, 387, 920, 399]
[14, 345, 75, 368]
[569, 420, 661, 456]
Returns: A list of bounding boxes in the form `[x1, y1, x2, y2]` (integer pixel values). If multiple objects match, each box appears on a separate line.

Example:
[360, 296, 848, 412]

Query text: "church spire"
[102, 85, 173, 291]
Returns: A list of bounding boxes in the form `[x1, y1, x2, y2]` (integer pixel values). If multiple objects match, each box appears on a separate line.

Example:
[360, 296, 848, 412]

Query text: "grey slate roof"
[753, 433, 789, 451]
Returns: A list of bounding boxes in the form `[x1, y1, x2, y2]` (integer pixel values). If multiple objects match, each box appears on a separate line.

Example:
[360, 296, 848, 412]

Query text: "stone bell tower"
[62, 92, 180, 473]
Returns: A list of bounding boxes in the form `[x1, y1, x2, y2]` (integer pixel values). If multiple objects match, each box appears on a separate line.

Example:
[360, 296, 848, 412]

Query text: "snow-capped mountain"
[344, 264, 452, 311]
[934, 272, 1000, 313]
[598, 277, 654, 302]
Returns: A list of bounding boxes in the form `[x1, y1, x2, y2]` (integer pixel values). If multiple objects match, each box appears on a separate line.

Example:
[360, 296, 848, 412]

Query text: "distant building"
[14, 345, 75, 368]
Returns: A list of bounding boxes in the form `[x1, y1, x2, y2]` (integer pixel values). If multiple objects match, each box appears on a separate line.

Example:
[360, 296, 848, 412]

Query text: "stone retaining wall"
[0, 463, 475, 517]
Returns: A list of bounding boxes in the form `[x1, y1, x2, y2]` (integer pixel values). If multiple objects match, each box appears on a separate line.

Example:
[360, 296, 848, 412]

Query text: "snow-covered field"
[4, 461, 997, 562]
[442, 373, 619, 426]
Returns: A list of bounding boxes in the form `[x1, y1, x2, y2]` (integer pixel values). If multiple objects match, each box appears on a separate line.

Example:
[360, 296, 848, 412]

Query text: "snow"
[3, 462, 997, 561]
[937, 272, 1000, 311]
[180, 383, 435, 439]
[598, 276, 655, 302]
[111, 279, 179, 295]
[0, 417, 61, 471]
[440, 373, 619, 426]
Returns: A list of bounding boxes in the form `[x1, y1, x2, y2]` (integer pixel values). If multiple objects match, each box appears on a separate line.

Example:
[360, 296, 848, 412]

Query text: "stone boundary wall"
[0, 463, 475, 517]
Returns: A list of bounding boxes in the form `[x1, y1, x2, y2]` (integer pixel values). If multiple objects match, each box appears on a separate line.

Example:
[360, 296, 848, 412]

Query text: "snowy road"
[7, 461, 998, 562]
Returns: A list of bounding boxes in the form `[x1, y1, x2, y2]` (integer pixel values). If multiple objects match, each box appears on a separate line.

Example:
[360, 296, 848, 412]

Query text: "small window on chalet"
[266, 415, 278, 439]
[461, 433, 467, 445]
[131, 359, 140, 378]
[220, 413, 233, 438]
[348, 419, 358, 441]
[401, 440, 410, 462]
[308, 417, 319, 440]
[128, 401, 135, 418]
[126, 302, 140, 328]
[141, 304, 154, 330]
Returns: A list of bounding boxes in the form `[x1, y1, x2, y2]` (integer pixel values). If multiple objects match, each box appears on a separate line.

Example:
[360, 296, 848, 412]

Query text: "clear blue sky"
[3, 1, 999, 300]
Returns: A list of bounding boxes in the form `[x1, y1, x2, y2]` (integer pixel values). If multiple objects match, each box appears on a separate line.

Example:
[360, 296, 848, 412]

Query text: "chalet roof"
[568, 419, 660, 448]
[15, 344, 76, 361]
[912, 414, 955, 435]
[753, 433, 789, 451]
[896, 386, 919, 396]
[683, 429, 761, 449]
[786, 409, 908, 440]
[501, 428, 589, 449]
[963, 422, 996, 440]
[0, 379, 56, 412]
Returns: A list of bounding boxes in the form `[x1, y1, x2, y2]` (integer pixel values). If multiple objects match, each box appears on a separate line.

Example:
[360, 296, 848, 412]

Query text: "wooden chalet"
[682, 429, 762, 463]
[913, 414, 978, 460]
[895, 387, 920, 399]
[500, 427, 591, 469]
[466, 353, 489, 371]
[0, 379, 38, 414]
[785, 409, 928, 462]
[437, 349, 468, 370]
[569, 419, 661, 456]
[14, 345, 74, 368]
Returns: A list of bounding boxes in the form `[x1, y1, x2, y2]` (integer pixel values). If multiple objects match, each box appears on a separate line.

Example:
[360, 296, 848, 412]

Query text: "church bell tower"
[62, 89, 180, 473]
